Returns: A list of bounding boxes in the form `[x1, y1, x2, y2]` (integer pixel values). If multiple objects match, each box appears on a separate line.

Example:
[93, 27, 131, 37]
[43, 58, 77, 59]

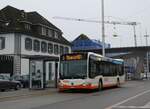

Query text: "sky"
[0, 0, 150, 47]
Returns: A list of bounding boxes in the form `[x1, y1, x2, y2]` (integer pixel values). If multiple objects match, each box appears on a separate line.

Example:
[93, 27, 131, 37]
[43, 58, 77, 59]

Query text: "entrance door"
[46, 62, 56, 88]
[29, 60, 44, 89]
[49, 63, 52, 81]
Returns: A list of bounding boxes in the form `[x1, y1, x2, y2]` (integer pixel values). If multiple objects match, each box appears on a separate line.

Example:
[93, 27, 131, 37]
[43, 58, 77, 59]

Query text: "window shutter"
[2, 38, 5, 49]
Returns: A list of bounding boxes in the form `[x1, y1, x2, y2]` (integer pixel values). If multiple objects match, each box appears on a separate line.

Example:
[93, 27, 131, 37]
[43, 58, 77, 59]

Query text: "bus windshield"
[60, 60, 87, 79]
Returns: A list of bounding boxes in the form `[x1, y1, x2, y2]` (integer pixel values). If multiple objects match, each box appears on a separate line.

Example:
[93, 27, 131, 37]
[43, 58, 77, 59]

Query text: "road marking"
[105, 89, 150, 109]
[0, 90, 54, 102]
[112, 106, 150, 109]
[144, 101, 150, 108]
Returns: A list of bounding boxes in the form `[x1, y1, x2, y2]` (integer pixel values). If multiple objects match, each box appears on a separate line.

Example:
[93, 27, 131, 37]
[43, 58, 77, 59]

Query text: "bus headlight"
[82, 82, 91, 86]
[82, 83, 86, 86]
[59, 82, 64, 87]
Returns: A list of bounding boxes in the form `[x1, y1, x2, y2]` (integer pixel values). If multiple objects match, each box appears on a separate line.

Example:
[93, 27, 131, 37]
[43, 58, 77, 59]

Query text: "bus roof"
[61, 52, 124, 63]
[88, 52, 124, 64]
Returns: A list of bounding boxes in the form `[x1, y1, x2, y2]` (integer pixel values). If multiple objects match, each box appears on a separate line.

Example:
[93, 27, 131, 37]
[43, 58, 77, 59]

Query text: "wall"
[21, 34, 71, 57]
[0, 34, 14, 55]
[21, 58, 29, 75]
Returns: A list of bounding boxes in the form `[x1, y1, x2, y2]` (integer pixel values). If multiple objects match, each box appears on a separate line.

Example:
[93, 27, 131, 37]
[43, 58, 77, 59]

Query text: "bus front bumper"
[58, 84, 98, 91]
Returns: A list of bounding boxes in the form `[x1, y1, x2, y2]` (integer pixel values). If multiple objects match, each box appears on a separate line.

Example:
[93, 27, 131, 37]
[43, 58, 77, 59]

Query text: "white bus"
[59, 52, 125, 91]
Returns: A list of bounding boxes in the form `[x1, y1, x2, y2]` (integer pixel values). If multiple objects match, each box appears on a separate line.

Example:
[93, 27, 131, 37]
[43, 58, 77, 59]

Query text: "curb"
[0, 89, 57, 102]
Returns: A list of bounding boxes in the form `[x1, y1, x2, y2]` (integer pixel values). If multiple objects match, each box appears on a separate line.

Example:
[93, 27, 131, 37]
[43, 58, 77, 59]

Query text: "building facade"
[0, 6, 71, 87]
[72, 34, 111, 51]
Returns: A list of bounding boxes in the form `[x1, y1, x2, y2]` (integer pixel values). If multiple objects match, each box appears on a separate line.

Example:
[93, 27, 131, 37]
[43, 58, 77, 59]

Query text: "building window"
[48, 29, 53, 37]
[60, 46, 64, 55]
[54, 44, 59, 55]
[0, 37, 5, 50]
[64, 47, 69, 53]
[48, 43, 53, 54]
[41, 41, 47, 53]
[24, 23, 31, 30]
[46, 29, 48, 36]
[41, 27, 47, 36]
[25, 38, 32, 51]
[33, 40, 40, 52]
[54, 31, 59, 38]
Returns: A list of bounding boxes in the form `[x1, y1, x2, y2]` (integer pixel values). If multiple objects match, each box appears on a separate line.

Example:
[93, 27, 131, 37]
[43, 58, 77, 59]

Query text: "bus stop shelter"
[22, 55, 59, 90]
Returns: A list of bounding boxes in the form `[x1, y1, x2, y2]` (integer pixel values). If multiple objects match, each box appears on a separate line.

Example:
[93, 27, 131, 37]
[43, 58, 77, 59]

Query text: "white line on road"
[144, 101, 150, 108]
[112, 106, 150, 109]
[105, 89, 150, 109]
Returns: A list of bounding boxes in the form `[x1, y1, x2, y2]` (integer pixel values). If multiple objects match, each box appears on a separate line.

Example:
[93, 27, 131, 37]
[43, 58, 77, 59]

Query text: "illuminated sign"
[61, 53, 87, 61]
[66, 55, 82, 60]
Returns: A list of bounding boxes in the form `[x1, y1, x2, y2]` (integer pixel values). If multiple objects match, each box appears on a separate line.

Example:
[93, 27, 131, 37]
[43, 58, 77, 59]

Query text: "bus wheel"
[98, 80, 103, 91]
[117, 78, 120, 87]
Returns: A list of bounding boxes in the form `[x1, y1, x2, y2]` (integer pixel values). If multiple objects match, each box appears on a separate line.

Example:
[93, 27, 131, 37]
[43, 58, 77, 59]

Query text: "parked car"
[21, 75, 29, 88]
[0, 74, 22, 91]
[12, 75, 29, 88]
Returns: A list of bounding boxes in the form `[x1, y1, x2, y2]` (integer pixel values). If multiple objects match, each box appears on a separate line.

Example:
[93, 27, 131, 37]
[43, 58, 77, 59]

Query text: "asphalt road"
[0, 80, 150, 109]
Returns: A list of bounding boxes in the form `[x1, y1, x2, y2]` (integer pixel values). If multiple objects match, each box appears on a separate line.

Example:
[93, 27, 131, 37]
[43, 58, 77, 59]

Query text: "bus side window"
[122, 65, 124, 75]
[102, 62, 110, 76]
[110, 63, 113, 76]
[118, 65, 124, 76]
[119, 65, 124, 76]
[113, 64, 117, 76]
[99, 63, 103, 75]
[116, 65, 119, 75]
[101, 62, 106, 76]
[96, 62, 100, 75]
[116, 65, 120, 75]
[108, 63, 112, 76]
[109, 62, 114, 76]
[89, 59, 97, 78]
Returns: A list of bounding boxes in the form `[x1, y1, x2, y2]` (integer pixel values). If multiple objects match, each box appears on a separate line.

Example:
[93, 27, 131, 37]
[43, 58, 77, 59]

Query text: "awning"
[21, 55, 59, 61]
[0, 55, 13, 61]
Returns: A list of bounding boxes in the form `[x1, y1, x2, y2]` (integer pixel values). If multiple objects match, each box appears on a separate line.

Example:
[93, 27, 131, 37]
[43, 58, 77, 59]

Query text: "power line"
[53, 16, 140, 47]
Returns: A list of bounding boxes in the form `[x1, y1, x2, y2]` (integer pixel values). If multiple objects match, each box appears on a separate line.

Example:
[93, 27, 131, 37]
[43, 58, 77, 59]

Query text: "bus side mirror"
[59, 73, 63, 79]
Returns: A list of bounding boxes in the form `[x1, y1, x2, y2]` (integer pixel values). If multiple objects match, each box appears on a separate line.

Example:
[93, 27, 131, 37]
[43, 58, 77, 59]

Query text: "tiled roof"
[73, 34, 90, 41]
[0, 5, 70, 45]
[72, 34, 110, 51]
[27, 12, 61, 31]
[0, 6, 23, 21]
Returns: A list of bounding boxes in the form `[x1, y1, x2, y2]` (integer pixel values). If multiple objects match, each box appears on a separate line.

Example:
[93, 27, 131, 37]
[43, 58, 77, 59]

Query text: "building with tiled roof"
[72, 34, 110, 51]
[0, 5, 71, 88]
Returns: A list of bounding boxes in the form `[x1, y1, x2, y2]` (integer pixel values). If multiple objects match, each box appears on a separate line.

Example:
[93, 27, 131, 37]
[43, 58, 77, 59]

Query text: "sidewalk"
[0, 88, 58, 101]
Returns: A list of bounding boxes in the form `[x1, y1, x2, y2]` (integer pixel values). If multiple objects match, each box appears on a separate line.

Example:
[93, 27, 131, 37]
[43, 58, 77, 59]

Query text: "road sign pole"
[101, 0, 105, 56]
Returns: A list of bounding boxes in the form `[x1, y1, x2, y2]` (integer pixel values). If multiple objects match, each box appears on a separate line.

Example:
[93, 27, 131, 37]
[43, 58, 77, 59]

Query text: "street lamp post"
[144, 30, 149, 79]
[101, 0, 105, 56]
[133, 25, 137, 47]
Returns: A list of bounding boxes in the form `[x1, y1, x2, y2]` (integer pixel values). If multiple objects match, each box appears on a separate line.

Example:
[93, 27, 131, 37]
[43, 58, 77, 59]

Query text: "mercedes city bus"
[58, 52, 125, 91]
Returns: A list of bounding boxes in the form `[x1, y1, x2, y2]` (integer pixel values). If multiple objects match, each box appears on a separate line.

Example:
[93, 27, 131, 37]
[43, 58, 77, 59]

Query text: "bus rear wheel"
[117, 78, 120, 87]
